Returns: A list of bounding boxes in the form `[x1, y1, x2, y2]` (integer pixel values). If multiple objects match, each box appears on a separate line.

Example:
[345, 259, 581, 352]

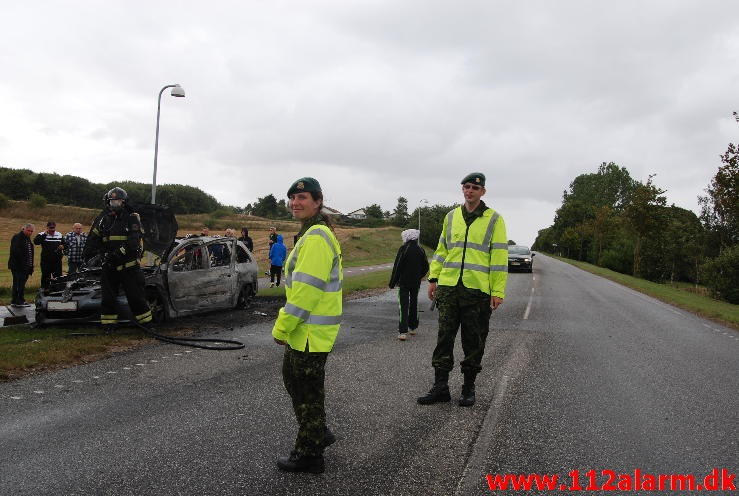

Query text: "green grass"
[258, 268, 392, 298]
[0, 326, 146, 381]
[552, 255, 739, 330]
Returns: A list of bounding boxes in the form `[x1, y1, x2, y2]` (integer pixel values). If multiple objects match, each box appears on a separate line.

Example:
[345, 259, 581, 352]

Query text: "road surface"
[1, 254, 736, 495]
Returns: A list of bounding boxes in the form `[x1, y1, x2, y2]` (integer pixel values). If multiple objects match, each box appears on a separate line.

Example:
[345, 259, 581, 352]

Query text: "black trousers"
[100, 266, 151, 324]
[40, 260, 62, 289]
[270, 265, 283, 286]
[398, 285, 420, 333]
[11, 271, 29, 304]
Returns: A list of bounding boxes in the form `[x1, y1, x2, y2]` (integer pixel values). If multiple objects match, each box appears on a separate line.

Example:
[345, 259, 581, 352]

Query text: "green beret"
[287, 177, 322, 197]
[461, 172, 486, 187]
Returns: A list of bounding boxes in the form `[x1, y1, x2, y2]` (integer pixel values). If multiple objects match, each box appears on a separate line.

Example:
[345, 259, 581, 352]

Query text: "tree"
[392, 197, 409, 227]
[624, 175, 667, 276]
[252, 194, 283, 218]
[699, 112, 739, 249]
[364, 204, 384, 219]
[29, 193, 47, 209]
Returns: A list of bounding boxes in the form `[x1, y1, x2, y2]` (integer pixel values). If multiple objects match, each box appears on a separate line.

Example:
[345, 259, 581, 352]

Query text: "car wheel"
[146, 290, 167, 324]
[236, 284, 254, 309]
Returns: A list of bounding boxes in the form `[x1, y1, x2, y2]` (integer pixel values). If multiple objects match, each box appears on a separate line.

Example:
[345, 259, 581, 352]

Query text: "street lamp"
[418, 198, 428, 231]
[152, 84, 185, 204]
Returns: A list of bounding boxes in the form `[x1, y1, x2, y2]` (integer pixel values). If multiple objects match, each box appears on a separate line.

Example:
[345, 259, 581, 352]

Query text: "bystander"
[8, 223, 35, 306]
[63, 223, 88, 274]
[34, 221, 64, 289]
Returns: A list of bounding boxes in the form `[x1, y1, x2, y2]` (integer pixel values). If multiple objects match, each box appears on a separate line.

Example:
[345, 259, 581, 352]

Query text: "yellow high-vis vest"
[272, 224, 343, 352]
[428, 206, 508, 298]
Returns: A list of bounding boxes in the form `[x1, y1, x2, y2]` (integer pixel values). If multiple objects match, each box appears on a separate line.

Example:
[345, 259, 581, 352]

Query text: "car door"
[167, 241, 208, 313]
[199, 239, 238, 309]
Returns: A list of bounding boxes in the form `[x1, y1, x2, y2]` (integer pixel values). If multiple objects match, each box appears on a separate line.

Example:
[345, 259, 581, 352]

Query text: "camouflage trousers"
[282, 344, 328, 457]
[431, 285, 493, 374]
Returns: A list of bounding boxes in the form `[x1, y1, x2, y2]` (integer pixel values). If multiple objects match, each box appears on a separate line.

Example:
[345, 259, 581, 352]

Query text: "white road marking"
[92, 376, 100, 379]
[703, 323, 712, 328]
[135, 363, 145, 366]
[10, 396, 22, 400]
[185, 350, 193, 353]
[174, 353, 182, 356]
[72, 380, 84, 383]
[54, 384, 64, 388]
[150, 360, 158, 363]
[123, 367, 131, 370]
[106, 371, 116, 374]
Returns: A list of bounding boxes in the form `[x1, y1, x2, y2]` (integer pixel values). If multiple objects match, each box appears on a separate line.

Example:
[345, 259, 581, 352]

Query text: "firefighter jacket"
[429, 205, 508, 298]
[83, 207, 143, 271]
[272, 222, 343, 352]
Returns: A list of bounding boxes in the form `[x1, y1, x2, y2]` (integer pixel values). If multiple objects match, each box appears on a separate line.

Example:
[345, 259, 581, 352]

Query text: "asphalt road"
[1, 254, 736, 495]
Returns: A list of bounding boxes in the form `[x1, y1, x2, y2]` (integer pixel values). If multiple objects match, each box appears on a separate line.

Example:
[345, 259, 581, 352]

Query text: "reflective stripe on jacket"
[271, 225, 343, 352]
[428, 206, 508, 298]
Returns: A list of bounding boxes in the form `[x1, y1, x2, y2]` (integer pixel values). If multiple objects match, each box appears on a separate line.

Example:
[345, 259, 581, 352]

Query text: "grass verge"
[552, 255, 739, 330]
[0, 327, 147, 381]
[258, 269, 392, 298]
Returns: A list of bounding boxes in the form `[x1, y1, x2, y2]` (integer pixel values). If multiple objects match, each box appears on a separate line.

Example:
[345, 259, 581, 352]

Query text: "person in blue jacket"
[269, 234, 287, 287]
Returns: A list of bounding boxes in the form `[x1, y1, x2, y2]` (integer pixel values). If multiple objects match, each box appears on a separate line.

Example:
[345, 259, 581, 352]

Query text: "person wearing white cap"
[389, 228, 429, 341]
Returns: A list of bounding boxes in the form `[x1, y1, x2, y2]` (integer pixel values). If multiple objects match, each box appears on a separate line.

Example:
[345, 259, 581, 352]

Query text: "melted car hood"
[131, 203, 179, 258]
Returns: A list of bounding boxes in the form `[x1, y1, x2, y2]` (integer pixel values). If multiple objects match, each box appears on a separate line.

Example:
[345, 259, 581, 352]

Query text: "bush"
[701, 245, 739, 304]
[0, 192, 9, 210]
[210, 208, 232, 219]
[29, 193, 47, 209]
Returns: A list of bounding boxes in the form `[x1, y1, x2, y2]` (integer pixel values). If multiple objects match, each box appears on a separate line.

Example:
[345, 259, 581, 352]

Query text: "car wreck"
[35, 204, 258, 326]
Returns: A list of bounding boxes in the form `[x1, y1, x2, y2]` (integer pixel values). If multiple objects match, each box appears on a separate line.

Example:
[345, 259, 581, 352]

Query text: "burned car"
[35, 204, 258, 326]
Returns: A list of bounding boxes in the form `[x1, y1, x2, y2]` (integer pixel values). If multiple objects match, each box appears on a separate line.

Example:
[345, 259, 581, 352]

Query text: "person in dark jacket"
[34, 221, 65, 289]
[268, 234, 287, 287]
[238, 227, 254, 252]
[8, 223, 35, 306]
[389, 229, 429, 341]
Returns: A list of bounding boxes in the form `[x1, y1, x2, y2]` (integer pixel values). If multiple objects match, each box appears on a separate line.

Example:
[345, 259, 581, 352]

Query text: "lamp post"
[417, 198, 428, 231]
[152, 84, 185, 204]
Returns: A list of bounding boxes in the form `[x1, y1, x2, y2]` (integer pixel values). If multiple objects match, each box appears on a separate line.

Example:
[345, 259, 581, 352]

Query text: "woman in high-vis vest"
[272, 177, 343, 474]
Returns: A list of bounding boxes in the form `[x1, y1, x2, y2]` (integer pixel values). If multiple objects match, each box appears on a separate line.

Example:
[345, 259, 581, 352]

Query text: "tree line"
[0, 167, 221, 214]
[532, 113, 739, 304]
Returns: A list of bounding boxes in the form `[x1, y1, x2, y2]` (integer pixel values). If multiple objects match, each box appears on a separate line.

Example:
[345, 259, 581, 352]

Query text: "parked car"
[35, 204, 258, 326]
[508, 245, 535, 273]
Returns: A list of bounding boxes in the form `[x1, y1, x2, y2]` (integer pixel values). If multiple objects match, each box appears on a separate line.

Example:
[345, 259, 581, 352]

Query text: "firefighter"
[418, 172, 508, 407]
[272, 177, 343, 474]
[83, 187, 152, 330]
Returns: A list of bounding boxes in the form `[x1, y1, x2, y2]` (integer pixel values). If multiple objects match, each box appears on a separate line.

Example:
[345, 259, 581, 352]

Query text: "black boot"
[417, 369, 451, 405]
[459, 372, 476, 407]
[323, 427, 336, 449]
[276, 453, 325, 474]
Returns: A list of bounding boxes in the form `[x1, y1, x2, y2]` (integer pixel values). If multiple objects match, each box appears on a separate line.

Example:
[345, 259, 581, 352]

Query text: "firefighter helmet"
[104, 187, 128, 210]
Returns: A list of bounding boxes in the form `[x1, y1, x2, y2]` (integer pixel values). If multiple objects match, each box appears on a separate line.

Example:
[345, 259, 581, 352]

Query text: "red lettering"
[602, 470, 617, 491]
[642, 474, 657, 490]
[721, 468, 736, 491]
[704, 468, 719, 491]
[617, 473, 632, 490]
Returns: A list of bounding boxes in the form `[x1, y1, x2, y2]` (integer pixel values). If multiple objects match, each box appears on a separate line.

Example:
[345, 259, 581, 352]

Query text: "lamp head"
[171, 84, 185, 97]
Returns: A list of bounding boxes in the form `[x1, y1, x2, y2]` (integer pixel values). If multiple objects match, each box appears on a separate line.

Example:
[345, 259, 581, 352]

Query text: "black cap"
[287, 177, 322, 197]
[461, 172, 486, 187]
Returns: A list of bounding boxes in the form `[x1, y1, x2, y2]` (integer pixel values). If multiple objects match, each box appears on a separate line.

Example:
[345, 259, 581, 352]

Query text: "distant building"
[346, 208, 366, 220]
[321, 205, 344, 218]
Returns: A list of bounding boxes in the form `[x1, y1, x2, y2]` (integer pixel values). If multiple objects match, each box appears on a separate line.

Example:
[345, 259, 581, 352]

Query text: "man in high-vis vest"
[418, 172, 508, 407]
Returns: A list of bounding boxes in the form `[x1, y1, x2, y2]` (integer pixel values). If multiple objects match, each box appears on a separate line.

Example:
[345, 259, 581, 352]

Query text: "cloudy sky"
[1, 1, 738, 245]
